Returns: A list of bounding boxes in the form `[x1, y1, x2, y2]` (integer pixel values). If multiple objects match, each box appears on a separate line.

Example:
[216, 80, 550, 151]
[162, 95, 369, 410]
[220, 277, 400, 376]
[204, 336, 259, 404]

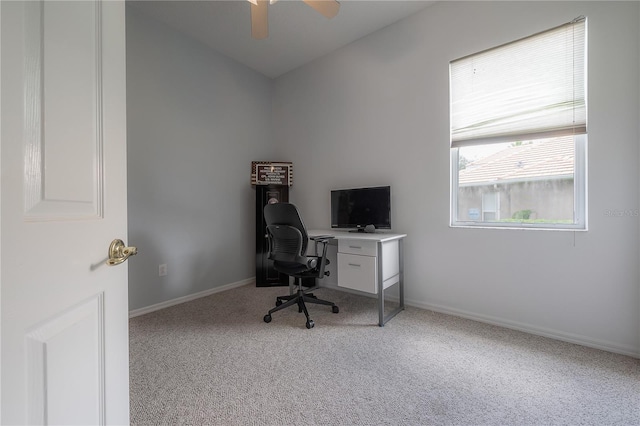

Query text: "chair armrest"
[308, 236, 334, 276]
[310, 235, 334, 258]
[310, 235, 334, 242]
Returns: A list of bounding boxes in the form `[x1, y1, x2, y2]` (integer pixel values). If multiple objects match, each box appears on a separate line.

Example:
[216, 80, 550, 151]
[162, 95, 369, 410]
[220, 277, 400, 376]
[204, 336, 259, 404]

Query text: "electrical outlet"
[159, 264, 167, 276]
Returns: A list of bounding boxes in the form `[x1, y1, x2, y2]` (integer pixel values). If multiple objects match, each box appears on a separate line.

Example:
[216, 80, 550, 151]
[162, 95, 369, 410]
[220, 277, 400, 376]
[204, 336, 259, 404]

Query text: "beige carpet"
[130, 284, 640, 425]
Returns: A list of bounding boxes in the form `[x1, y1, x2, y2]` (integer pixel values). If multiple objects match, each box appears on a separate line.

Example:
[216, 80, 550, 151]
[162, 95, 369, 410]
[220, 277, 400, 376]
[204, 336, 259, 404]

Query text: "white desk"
[309, 229, 407, 326]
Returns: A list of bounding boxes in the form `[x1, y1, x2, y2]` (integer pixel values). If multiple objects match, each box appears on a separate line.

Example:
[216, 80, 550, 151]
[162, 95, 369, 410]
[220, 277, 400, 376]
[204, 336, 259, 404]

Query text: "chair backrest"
[264, 202, 309, 256]
[265, 225, 305, 265]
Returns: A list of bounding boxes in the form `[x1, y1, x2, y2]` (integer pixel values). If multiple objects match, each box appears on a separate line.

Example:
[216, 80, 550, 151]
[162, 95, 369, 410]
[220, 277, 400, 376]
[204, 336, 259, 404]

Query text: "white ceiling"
[129, 0, 435, 78]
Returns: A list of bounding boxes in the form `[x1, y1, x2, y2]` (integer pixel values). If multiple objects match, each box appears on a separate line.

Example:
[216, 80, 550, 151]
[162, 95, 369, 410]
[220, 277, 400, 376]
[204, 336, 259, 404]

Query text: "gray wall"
[126, 8, 274, 311]
[273, 1, 640, 356]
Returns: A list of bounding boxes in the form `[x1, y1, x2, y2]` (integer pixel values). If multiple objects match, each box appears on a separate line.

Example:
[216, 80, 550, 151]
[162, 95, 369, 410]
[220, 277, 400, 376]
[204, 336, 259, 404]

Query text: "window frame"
[450, 134, 587, 231]
[449, 18, 588, 231]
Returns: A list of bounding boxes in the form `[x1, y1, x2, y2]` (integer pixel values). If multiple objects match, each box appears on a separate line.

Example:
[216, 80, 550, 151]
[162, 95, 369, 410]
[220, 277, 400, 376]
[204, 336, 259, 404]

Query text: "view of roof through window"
[456, 136, 578, 225]
[459, 136, 574, 186]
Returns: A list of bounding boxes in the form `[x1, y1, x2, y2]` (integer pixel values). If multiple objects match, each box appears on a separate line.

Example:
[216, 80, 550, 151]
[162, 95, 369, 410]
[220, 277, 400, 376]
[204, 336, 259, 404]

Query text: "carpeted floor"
[129, 284, 640, 425]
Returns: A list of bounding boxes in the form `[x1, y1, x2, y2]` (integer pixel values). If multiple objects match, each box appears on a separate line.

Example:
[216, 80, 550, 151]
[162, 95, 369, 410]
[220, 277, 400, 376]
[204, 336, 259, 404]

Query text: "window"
[450, 18, 587, 230]
[482, 191, 500, 221]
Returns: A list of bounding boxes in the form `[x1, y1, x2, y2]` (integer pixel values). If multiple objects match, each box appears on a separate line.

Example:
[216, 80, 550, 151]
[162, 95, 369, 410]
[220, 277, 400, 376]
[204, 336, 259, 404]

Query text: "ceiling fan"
[247, 0, 340, 39]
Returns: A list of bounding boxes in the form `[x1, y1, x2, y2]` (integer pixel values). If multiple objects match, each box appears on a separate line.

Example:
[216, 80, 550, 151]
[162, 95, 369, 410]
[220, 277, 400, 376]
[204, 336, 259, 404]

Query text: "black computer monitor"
[330, 186, 391, 231]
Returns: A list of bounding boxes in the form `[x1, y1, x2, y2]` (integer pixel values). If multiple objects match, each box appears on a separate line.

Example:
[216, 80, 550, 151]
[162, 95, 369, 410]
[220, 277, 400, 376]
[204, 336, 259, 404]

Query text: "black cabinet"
[255, 185, 289, 287]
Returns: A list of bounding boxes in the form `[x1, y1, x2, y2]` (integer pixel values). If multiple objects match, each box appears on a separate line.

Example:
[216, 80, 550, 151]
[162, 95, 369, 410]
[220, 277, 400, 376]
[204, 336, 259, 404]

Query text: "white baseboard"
[322, 283, 638, 358]
[129, 278, 639, 358]
[407, 298, 640, 359]
[128, 277, 255, 318]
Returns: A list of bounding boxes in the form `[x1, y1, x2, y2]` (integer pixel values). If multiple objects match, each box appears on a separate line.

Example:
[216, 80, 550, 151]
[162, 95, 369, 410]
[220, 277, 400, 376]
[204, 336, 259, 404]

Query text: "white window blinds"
[450, 18, 586, 147]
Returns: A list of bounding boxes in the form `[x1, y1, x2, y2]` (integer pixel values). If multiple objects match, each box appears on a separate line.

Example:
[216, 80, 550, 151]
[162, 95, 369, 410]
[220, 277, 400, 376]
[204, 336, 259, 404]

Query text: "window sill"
[450, 222, 587, 232]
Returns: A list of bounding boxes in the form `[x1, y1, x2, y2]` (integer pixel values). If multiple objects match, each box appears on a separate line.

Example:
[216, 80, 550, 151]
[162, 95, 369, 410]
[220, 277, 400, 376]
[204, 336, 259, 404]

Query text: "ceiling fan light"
[247, 0, 258, 5]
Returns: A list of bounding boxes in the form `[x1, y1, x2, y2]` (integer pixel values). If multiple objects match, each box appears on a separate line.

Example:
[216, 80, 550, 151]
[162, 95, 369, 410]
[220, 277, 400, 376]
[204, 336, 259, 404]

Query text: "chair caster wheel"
[264, 314, 272, 323]
[275, 299, 283, 307]
[332, 305, 339, 314]
[306, 320, 314, 329]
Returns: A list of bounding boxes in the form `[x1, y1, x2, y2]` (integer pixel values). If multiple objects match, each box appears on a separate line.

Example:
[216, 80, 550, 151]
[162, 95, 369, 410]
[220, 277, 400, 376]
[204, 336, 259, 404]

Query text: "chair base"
[263, 280, 339, 329]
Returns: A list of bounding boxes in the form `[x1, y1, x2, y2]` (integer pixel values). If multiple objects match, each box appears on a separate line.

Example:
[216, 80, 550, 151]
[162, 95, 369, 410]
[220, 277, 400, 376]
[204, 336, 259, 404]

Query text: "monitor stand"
[349, 225, 376, 233]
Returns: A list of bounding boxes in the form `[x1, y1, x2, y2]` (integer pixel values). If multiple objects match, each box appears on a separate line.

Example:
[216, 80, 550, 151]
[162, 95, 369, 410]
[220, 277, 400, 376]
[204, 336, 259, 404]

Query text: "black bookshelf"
[255, 185, 289, 287]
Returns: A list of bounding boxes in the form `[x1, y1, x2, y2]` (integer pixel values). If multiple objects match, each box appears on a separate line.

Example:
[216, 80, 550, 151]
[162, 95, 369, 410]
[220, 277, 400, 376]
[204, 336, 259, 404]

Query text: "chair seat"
[273, 260, 317, 276]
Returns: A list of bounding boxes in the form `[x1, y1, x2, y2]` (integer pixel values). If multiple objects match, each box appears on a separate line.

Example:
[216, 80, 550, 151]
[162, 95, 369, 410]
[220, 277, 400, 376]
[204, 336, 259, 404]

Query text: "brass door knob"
[106, 239, 138, 266]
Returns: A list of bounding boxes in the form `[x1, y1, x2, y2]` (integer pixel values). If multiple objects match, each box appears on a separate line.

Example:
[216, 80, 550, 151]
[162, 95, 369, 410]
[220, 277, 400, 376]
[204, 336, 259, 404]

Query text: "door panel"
[23, 1, 104, 220]
[1, 1, 129, 424]
[26, 294, 105, 425]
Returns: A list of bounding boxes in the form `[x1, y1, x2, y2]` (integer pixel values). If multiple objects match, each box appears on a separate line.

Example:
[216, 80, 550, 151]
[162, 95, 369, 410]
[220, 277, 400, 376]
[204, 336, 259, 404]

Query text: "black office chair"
[263, 202, 339, 329]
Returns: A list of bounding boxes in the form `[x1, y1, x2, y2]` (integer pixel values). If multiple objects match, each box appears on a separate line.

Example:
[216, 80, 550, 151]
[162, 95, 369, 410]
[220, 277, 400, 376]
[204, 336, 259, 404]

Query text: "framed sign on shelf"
[251, 161, 293, 186]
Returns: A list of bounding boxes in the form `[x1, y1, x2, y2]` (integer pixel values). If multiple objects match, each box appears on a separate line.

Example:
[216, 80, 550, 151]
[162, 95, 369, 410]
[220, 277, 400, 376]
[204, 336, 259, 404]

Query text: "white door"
[1, 1, 129, 424]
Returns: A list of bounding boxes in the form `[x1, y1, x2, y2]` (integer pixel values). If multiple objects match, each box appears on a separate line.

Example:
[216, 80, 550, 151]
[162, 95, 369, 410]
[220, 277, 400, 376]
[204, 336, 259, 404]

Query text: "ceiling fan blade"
[302, 0, 340, 19]
[250, 0, 268, 39]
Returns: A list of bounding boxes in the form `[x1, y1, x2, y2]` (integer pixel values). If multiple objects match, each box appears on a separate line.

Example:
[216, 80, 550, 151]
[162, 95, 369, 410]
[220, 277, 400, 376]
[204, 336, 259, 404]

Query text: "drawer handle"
[348, 263, 361, 267]
[348, 245, 362, 249]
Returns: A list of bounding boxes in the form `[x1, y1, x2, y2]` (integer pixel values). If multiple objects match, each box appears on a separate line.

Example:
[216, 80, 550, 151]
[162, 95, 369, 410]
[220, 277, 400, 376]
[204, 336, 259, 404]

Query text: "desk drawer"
[337, 253, 377, 294]
[338, 239, 377, 256]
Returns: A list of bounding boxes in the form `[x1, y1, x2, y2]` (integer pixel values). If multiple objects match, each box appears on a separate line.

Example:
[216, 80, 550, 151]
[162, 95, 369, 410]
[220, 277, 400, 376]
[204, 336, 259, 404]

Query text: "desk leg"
[378, 241, 384, 326]
[378, 238, 405, 327]
[399, 238, 405, 311]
